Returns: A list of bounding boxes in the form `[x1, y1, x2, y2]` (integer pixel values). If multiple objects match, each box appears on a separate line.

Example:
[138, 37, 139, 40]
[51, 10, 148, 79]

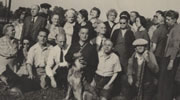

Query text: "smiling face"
[6, 26, 15, 39]
[120, 18, 128, 29]
[103, 40, 113, 54]
[79, 28, 89, 42]
[51, 14, 59, 25]
[56, 34, 66, 49]
[107, 12, 117, 22]
[38, 31, 48, 45]
[77, 13, 84, 24]
[66, 13, 76, 23]
[97, 23, 106, 35]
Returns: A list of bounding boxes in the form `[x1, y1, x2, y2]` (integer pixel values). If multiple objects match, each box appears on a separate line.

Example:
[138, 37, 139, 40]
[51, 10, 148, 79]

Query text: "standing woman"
[77, 9, 96, 41]
[46, 13, 64, 46]
[135, 16, 150, 47]
[63, 9, 79, 45]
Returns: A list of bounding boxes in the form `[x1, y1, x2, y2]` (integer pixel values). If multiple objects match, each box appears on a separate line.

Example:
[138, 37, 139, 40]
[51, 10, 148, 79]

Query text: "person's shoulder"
[111, 52, 119, 59]
[29, 43, 39, 51]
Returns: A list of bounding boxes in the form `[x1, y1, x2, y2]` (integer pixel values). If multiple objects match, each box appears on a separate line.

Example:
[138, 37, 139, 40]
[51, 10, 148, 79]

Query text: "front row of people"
[0, 23, 161, 100]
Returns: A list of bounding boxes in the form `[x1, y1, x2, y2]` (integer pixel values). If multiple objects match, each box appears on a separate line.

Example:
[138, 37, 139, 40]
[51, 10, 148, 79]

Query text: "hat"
[132, 39, 148, 46]
[40, 3, 51, 9]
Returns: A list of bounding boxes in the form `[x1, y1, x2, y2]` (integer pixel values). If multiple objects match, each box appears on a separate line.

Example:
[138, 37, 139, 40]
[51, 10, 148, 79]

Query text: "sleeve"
[26, 48, 34, 66]
[46, 49, 55, 77]
[113, 55, 122, 73]
[127, 53, 135, 76]
[147, 51, 159, 73]
[151, 30, 159, 44]
[170, 32, 180, 60]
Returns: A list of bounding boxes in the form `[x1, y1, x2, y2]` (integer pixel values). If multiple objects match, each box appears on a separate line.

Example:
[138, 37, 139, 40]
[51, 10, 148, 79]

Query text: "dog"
[64, 57, 99, 100]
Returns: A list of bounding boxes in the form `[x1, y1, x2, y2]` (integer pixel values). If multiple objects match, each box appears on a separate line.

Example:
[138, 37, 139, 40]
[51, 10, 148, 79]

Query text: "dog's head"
[74, 56, 87, 70]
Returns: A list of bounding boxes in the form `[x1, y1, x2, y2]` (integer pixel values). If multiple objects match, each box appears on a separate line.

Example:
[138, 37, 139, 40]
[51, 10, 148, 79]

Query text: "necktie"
[31, 17, 35, 23]
[99, 39, 103, 51]
[60, 48, 64, 62]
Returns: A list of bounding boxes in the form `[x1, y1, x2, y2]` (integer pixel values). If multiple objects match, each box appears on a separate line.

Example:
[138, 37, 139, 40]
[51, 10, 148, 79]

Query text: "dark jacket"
[104, 21, 116, 38]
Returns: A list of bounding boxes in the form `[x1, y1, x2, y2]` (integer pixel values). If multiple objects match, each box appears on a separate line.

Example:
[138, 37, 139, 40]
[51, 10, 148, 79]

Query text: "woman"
[77, 9, 96, 41]
[12, 9, 27, 41]
[46, 13, 64, 46]
[134, 16, 150, 47]
[16, 38, 31, 76]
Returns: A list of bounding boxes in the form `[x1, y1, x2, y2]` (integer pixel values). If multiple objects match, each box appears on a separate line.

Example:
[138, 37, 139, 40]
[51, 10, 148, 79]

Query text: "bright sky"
[2, 0, 180, 21]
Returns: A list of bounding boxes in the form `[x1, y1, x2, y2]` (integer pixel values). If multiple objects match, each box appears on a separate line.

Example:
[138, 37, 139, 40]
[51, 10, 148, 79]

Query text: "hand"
[50, 77, 57, 88]
[28, 74, 34, 79]
[73, 52, 82, 58]
[167, 61, 173, 70]
[103, 84, 111, 90]
[128, 76, 133, 85]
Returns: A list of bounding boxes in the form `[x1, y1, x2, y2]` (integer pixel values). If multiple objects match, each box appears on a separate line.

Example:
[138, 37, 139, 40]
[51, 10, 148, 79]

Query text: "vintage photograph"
[0, 0, 180, 100]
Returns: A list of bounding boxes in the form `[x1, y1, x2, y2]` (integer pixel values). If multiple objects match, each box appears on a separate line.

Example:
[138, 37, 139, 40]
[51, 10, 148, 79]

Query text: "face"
[166, 16, 176, 26]
[97, 23, 106, 35]
[31, 5, 39, 17]
[51, 14, 59, 25]
[103, 40, 113, 54]
[135, 17, 141, 28]
[6, 26, 15, 38]
[91, 18, 98, 28]
[90, 10, 98, 19]
[120, 19, 128, 29]
[20, 12, 25, 20]
[66, 13, 76, 23]
[23, 39, 30, 49]
[77, 13, 84, 24]
[156, 13, 164, 24]
[130, 12, 137, 23]
[42, 8, 48, 14]
[56, 35, 66, 48]
[79, 28, 89, 42]
[136, 45, 145, 54]
[107, 12, 116, 22]
[152, 14, 158, 24]
[38, 31, 47, 45]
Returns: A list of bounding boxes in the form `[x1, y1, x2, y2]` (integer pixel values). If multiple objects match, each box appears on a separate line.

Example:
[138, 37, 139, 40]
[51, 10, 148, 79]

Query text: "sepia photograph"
[0, 0, 180, 100]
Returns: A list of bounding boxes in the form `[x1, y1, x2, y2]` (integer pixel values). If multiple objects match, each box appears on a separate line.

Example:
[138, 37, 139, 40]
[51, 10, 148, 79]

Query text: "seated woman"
[16, 38, 31, 77]
[46, 13, 64, 46]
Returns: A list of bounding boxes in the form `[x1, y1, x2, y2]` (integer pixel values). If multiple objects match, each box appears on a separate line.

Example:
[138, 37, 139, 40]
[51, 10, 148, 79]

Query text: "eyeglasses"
[120, 22, 126, 24]
[23, 43, 29, 45]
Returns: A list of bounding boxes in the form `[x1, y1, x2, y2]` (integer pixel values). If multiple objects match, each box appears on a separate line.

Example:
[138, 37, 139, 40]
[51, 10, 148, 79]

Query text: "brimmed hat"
[132, 38, 148, 46]
[40, 3, 51, 9]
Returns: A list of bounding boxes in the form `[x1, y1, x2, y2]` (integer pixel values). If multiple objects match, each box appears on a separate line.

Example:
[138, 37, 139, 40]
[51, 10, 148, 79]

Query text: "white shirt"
[121, 29, 127, 38]
[63, 22, 75, 46]
[26, 43, 52, 68]
[46, 45, 69, 77]
[96, 36, 106, 46]
[108, 21, 114, 28]
[96, 51, 122, 77]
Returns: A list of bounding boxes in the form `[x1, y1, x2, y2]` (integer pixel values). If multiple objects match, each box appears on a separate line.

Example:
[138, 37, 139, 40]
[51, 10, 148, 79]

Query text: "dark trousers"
[157, 57, 180, 100]
[54, 67, 68, 89]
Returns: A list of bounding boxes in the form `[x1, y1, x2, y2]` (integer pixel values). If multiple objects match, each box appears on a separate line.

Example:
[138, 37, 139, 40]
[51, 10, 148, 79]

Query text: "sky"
[1, 0, 180, 21]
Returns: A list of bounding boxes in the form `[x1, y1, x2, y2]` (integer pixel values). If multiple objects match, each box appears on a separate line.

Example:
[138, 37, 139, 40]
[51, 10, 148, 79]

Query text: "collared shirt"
[26, 43, 52, 68]
[164, 24, 180, 60]
[121, 29, 127, 38]
[108, 21, 114, 28]
[46, 45, 69, 77]
[31, 16, 38, 23]
[0, 36, 18, 74]
[148, 25, 158, 40]
[96, 35, 106, 47]
[96, 51, 122, 77]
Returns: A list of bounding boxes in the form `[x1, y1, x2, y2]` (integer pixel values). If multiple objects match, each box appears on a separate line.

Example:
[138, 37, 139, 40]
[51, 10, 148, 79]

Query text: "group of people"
[0, 2, 180, 100]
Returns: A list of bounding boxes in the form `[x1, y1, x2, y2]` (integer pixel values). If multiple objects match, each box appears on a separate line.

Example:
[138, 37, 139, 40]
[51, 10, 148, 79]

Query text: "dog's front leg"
[64, 85, 72, 100]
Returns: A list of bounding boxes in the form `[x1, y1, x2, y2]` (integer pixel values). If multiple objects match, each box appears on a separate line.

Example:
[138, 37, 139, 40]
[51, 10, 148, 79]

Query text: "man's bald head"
[97, 22, 106, 35]
[56, 33, 66, 48]
[31, 5, 40, 17]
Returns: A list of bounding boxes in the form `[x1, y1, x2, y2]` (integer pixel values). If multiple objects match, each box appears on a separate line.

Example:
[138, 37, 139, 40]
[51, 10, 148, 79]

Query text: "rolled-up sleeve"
[46, 50, 55, 77]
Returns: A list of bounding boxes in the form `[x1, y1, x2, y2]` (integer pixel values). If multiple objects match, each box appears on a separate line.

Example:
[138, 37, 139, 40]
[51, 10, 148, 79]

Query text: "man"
[0, 24, 18, 84]
[91, 22, 107, 51]
[46, 32, 69, 89]
[94, 39, 121, 100]
[65, 26, 98, 83]
[157, 10, 180, 100]
[39, 3, 52, 19]
[151, 10, 168, 65]
[148, 13, 159, 40]
[127, 39, 159, 100]
[26, 28, 52, 89]
[104, 9, 117, 38]
[22, 5, 46, 44]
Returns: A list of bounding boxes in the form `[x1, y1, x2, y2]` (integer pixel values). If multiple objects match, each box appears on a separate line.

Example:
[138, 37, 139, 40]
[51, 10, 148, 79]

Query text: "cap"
[40, 3, 51, 9]
[132, 38, 148, 46]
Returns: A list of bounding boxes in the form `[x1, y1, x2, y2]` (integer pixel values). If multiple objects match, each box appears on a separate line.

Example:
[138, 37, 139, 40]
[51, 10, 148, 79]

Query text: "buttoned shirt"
[96, 51, 122, 77]
[63, 22, 75, 46]
[46, 45, 69, 77]
[0, 36, 18, 74]
[26, 43, 52, 68]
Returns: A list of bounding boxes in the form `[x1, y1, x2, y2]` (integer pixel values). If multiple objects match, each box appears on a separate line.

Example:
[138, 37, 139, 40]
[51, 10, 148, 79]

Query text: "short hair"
[91, 7, 101, 18]
[165, 10, 179, 20]
[136, 16, 147, 28]
[120, 11, 130, 20]
[106, 9, 118, 18]
[31, 5, 40, 11]
[3, 24, 14, 35]
[156, 10, 165, 18]
[79, 9, 88, 21]
[38, 28, 49, 37]
[104, 39, 113, 46]
[79, 26, 89, 33]
[130, 11, 140, 18]
[120, 16, 129, 22]
[64, 9, 77, 18]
